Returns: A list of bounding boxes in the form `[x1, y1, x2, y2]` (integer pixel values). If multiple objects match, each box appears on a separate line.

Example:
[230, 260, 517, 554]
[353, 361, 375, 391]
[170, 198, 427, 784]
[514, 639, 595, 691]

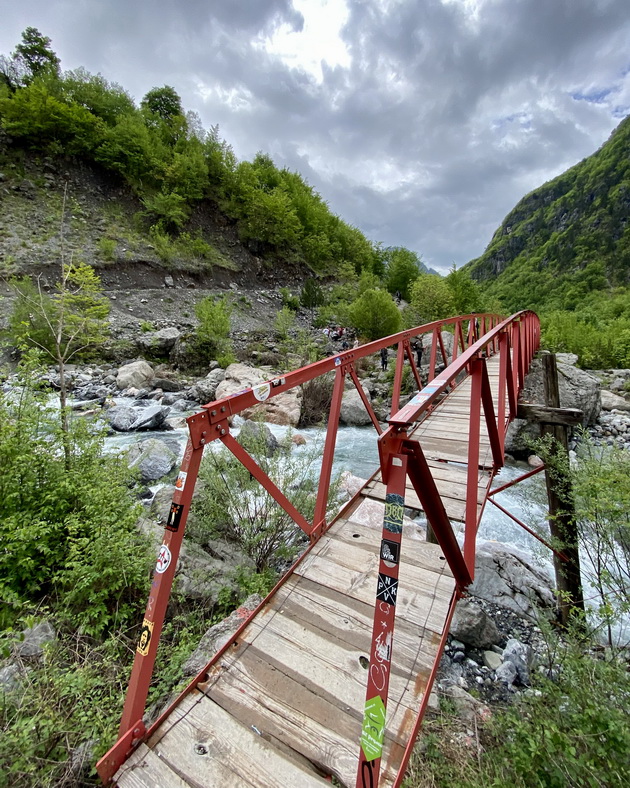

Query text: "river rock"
[237, 420, 279, 457]
[215, 363, 302, 426]
[126, 438, 178, 482]
[16, 621, 56, 658]
[502, 638, 533, 685]
[469, 540, 555, 618]
[450, 599, 500, 648]
[442, 685, 491, 723]
[136, 327, 181, 355]
[506, 356, 600, 454]
[107, 403, 170, 431]
[183, 594, 262, 676]
[600, 390, 630, 412]
[116, 360, 155, 390]
[340, 385, 373, 426]
[483, 650, 503, 670]
[189, 368, 226, 404]
[0, 664, 22, 693]
[152, 377, 183, 393]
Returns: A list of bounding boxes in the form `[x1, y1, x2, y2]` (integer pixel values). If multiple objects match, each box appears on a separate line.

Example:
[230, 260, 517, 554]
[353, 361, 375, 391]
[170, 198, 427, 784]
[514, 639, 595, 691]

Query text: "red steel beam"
[98, 437, 204, 783]
[480, 357, 503, 469]
[464, 357, 483, 577]
[402, 438, 472, 588]
[390, 340, 405, 415]
[221, 431, 312, 535]
[356, 451, 408, 788]
[348, 364, 383, 435]
[312, 365, 346, 533]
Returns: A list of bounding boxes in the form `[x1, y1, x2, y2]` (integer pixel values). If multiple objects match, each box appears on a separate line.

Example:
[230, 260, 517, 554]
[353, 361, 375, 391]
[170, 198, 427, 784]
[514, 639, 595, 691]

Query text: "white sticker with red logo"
[155, 544, 172, 574]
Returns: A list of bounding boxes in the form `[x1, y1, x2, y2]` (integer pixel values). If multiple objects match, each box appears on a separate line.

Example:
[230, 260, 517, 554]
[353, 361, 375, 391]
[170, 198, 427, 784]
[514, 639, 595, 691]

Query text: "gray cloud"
[1, 0, 628, 271]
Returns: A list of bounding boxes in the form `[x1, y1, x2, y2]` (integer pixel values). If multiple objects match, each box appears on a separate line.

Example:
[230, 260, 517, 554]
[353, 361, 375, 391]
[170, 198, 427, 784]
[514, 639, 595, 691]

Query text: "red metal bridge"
[97, 310, 540, 788]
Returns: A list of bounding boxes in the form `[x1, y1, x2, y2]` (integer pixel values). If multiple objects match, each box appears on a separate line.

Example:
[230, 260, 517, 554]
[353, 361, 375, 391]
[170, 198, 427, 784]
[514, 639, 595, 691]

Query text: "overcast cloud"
[1, 0, 629, 272]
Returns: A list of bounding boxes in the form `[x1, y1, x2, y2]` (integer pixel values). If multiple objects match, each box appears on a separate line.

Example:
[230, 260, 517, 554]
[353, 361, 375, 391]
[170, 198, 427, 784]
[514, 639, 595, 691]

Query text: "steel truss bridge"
[98, 310, 542, 788]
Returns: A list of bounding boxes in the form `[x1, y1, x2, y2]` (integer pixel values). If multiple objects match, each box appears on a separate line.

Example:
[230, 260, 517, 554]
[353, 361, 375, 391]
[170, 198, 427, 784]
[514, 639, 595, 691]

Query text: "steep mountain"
[467, 114, 630, 313]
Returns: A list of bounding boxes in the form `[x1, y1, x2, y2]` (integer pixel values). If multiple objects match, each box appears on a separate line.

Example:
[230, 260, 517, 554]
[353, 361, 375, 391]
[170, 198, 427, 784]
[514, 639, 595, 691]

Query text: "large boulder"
[340, 385, 373, 426]
[126, 438, 178, 482]
[449, 599, 500, 648]
[136, 327, 181, 355]
[600, 390, 630, 412]
[506, 356, 601, 454]
[189, 368, 226, 404]
[116, 360, 155, 390]
[469, 540, 555, 618]
[16, 621, 56, 659]
[215, 363, 302, 426]
[183, 594, 262, 676]
[106, 402, 170, 431]
[237, 420, 279, 457]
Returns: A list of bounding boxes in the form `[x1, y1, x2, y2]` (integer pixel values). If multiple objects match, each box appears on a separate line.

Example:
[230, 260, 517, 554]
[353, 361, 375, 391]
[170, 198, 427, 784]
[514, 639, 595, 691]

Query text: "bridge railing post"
[313, 365, 346, 531]
[463, 357, 483, 577]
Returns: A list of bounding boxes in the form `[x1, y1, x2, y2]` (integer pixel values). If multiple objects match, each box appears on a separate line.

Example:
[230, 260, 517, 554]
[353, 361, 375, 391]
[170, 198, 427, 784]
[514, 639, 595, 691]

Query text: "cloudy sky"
[2, 1, 629, 273]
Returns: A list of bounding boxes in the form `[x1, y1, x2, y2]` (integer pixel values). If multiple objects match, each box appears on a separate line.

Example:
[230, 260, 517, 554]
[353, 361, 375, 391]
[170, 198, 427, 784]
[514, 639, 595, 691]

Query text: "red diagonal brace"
[402, 439, 472, 588]
[479, 357, 503, 469]
[222, 432, 312, 535]
[348, 364, 382, 435]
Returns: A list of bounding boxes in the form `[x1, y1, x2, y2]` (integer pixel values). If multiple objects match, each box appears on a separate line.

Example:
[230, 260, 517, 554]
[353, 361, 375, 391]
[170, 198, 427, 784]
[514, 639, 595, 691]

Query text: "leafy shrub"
[349, 288, 402, 340]
[411, 642, 630, 788]
[97, 236, 117, 259]
[190, 429, 340, 571]
[280, 287, 300, 311]
[0, 365, 151, 634]
[193, 294, 233, 366]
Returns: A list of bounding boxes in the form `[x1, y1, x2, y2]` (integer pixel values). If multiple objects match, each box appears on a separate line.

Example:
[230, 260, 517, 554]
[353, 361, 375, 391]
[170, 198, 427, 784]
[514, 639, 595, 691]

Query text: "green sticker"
[360, 695, 386, 761]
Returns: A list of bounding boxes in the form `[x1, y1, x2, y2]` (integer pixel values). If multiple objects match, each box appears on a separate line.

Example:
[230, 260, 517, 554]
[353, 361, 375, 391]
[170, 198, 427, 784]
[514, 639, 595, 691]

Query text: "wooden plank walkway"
[113, 355, 505, 788]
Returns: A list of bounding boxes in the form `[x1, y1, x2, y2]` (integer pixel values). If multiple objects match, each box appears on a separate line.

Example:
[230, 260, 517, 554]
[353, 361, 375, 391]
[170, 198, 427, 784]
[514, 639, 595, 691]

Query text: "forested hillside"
[0, 27, 397, 282]
[466, 113, 630, 367]
[468, 114, 630, 311]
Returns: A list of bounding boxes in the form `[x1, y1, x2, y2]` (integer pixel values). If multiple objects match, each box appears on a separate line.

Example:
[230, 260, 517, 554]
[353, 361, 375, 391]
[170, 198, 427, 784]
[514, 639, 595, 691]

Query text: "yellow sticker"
[137, 618, 154, 656]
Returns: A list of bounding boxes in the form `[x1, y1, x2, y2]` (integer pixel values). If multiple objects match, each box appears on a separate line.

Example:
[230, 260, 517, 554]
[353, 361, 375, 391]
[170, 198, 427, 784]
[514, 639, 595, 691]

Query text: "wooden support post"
[541, 353, 584, 625]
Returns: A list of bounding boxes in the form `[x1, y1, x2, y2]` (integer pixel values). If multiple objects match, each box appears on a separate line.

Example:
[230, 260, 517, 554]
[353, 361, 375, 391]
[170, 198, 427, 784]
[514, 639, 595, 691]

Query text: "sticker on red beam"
[137, 618, 154, 656]
[360, 695, 386, 761]
[155, 544, 172, 574]
[252, 383, 271, 402]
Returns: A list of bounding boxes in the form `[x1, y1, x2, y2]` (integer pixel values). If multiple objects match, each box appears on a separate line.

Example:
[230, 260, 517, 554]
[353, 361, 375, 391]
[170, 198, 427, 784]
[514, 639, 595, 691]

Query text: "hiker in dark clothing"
[380, 347, 388, 371]
[416, 342, 423, 368]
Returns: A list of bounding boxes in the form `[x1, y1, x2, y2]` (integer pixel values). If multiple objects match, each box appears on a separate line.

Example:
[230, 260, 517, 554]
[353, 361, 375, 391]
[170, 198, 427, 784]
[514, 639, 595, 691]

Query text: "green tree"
[274, 306, 296, 340]
[9, 261, 109, 456]
[0, 81, 104, 154]
[143, 190, 190, 232]
[60, 67, 135, 125]
[406, 274, 456, 325]
[194, 295, 234, 366]
[141, 85, 184, 123]
[384, 246, 423, 300]
[300, 277, 324, 312]
[445, 264, 485, 314]
[14, 27, 60, 84]
[349, 288, 401, 340]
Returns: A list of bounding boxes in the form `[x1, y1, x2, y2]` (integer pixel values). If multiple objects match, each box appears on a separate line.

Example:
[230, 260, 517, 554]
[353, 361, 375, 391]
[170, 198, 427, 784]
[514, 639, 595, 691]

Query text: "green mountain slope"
[467, 114, 630, 314]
